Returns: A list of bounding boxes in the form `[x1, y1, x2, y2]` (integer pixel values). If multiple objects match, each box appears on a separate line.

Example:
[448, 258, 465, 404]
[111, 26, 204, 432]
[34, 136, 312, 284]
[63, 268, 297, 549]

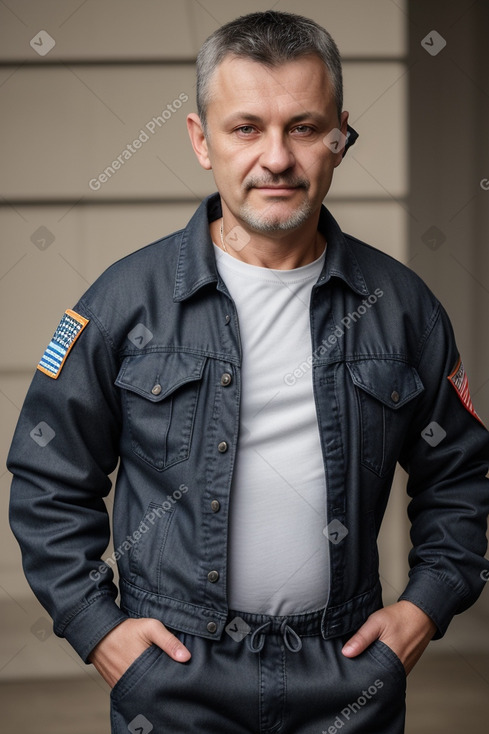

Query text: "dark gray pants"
[110, 609, 406, 733]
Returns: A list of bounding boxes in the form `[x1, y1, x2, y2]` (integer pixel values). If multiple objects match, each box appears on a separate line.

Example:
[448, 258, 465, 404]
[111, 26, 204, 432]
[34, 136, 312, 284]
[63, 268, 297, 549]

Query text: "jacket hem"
[120, 577, 383, 642]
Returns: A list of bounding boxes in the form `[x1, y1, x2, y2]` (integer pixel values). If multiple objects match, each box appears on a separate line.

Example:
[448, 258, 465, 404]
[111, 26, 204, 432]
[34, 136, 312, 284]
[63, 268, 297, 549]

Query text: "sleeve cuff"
[398, 569, 468, 639]
[58, 593, 128, 663]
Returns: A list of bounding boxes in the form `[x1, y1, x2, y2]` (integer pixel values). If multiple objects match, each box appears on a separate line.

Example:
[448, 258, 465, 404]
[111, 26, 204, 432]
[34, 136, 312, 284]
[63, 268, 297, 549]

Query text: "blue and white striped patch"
[37, 309, 89, 379]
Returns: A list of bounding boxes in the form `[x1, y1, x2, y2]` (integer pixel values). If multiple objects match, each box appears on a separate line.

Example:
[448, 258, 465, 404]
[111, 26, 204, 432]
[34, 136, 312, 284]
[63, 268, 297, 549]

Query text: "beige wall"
[406, 0, 489, 654]
[0, 0, 487, 683]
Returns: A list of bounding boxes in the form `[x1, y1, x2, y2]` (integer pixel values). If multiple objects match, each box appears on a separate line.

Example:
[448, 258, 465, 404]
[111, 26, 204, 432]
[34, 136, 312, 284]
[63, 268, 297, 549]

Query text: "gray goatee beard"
[239, 199, 314, 232]
[239, 176, 312, 232]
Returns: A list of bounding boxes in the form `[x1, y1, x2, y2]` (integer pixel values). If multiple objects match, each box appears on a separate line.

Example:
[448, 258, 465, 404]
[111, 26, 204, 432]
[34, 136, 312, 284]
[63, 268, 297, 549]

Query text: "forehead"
[206, 54, 335, 116]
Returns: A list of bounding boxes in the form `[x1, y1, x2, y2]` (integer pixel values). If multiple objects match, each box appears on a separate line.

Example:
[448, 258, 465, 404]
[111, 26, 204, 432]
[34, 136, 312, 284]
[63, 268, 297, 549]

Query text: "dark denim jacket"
[8, 193, 489, 663]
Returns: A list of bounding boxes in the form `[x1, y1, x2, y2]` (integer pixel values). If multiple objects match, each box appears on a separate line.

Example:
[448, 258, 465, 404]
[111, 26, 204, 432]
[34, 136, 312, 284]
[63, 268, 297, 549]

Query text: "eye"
[292, 125, 314, 135]
[235, 125, 257, 135]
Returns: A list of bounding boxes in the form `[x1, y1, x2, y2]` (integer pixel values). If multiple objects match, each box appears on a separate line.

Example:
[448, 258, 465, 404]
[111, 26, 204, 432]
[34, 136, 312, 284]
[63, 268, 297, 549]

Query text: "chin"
[240, 201, 313, 233]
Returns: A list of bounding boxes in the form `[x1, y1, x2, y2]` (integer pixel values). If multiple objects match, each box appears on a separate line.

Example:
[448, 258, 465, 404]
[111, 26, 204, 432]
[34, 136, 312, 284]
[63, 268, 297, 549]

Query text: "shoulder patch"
[37, 309, 89, 379]
[447, 356, 484, 426]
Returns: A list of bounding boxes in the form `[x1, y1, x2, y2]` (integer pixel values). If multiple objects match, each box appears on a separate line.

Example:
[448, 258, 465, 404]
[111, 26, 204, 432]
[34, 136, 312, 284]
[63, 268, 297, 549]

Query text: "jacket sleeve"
[7, 302, 128, 662]
[398, 301, 489, 637]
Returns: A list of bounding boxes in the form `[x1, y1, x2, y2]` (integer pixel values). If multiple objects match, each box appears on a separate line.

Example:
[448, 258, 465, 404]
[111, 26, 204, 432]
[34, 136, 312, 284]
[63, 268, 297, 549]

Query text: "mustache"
[244, 175, 310, 191]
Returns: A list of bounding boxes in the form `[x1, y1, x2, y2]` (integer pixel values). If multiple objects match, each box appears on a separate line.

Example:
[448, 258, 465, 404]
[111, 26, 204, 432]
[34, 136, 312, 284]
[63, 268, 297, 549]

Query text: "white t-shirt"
[214, 243, 330, 615]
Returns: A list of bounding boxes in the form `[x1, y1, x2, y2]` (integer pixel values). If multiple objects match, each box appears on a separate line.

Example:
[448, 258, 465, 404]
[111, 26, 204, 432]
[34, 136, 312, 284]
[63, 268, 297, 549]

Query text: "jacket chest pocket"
[116, 352, 206, 471]
[346, 359, 424, 477]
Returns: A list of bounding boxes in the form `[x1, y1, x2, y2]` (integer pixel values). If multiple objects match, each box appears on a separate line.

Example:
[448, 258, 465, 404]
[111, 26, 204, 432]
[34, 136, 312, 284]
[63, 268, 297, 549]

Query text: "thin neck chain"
[219, 219, 227, 252]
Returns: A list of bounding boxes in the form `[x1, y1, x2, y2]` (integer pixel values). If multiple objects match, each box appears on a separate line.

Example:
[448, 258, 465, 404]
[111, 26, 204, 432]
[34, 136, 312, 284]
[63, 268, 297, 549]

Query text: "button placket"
[208, 360, 233, 609]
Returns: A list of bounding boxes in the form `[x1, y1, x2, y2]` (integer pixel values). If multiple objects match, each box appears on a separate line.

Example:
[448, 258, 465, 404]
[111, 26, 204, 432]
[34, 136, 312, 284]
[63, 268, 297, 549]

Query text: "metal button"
[391, 390, 400, 403]
[225, 315, 231, 324]
[218, 441, 228, 453]
[207, 621, 217, 634]
[207, 570, 219, 583]
[151, 383, 162, 396]
[211, 499, 220, 512]
[220, 373, 232, 386]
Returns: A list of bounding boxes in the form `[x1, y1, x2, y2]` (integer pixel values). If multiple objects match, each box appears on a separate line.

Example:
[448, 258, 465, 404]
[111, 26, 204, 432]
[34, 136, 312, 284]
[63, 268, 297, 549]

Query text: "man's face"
[194, 54, 348, 234]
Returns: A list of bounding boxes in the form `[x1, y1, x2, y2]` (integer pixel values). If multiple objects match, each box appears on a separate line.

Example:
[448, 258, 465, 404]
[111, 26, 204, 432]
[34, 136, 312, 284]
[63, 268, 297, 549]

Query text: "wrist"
[396, 600, 436, 636]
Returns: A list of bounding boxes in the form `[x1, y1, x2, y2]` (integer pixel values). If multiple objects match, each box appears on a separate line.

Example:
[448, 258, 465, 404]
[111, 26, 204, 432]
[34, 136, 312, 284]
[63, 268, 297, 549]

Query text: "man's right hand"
[88, 617, 191, 687]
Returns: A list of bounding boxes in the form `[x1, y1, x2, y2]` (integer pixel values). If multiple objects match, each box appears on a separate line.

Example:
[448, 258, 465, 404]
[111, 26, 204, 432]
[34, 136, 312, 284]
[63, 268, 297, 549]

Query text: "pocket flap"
[346, 359, 424, 409]
[115, 352, 206, 402]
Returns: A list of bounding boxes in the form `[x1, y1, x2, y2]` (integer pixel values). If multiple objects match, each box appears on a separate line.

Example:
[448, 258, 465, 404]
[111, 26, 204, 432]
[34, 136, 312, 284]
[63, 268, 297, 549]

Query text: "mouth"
[254, 186, 301, 195]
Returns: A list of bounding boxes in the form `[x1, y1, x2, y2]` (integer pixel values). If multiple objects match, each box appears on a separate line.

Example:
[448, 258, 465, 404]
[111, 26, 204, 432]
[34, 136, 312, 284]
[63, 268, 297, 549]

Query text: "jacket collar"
[316, 205, 369, 296]
[173, 192, 368, 302]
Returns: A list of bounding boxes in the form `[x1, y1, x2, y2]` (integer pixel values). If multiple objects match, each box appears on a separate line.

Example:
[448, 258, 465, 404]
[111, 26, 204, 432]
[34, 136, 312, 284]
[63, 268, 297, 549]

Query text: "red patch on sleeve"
[447, 357, 485, 427]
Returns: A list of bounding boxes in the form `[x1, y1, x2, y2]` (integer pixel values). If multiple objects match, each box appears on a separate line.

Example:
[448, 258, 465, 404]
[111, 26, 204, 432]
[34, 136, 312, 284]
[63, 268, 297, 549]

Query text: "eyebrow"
[222, 111, 329, 127]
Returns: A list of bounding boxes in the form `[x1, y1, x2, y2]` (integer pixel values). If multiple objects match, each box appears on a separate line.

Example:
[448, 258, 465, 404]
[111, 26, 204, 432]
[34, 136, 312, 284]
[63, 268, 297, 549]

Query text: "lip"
[255, 186, 299, 194]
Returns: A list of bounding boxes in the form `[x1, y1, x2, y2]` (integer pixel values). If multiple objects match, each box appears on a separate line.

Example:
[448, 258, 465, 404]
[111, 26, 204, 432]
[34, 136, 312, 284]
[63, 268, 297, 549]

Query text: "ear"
[334, 110, 350, 168]
[186, 113, 212, 170]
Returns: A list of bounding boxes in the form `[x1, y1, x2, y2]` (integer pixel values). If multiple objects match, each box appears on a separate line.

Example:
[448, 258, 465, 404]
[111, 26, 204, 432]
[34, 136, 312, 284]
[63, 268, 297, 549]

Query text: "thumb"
[342, 617, 381, 658]
[145, 619, 191, 663]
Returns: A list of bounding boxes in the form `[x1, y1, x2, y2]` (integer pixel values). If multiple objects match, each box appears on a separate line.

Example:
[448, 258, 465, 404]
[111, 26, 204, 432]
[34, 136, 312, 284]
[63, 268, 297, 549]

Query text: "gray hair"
[196, 10, 343, 136]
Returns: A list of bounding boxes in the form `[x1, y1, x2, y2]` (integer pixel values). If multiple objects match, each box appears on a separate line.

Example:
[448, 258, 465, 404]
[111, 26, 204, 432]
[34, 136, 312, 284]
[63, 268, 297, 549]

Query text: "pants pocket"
[287, 636, 407, 733]
[367, 639, 407, 685]
[110, 636, 193, 734]
[110, 644, 163, 704]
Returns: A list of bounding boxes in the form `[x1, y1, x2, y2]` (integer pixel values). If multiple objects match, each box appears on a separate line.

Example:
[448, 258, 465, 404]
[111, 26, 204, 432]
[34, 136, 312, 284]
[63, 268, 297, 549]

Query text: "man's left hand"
[341, 600, 437, 675]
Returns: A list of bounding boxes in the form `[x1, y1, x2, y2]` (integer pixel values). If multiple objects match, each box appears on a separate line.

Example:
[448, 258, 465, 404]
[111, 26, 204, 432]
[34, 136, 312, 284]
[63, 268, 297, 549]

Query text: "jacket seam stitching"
[413, 301, 441, 369]
[78, 298, 118, 355]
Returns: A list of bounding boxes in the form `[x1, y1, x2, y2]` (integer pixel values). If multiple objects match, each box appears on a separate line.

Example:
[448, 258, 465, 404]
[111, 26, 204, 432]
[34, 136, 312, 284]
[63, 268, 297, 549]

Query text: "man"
[8, 10, 489, 733]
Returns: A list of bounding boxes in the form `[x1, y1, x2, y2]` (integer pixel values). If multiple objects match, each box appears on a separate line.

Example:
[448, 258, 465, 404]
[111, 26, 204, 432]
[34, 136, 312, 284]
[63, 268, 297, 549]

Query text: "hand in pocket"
[89, 617, 191, 687]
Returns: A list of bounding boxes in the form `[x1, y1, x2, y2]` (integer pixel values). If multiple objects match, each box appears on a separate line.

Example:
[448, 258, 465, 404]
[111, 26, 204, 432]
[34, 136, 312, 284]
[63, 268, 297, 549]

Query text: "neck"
[212, 210, 324, 270]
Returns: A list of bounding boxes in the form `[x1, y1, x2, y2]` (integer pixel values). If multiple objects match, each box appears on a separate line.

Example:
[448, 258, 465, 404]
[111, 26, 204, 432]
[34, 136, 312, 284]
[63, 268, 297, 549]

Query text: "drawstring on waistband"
[248, 618, 303, 653]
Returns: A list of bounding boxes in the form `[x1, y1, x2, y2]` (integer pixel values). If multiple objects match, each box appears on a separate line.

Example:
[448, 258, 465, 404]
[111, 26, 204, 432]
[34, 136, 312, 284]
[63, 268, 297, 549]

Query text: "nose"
[259, 130, 295, 173]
